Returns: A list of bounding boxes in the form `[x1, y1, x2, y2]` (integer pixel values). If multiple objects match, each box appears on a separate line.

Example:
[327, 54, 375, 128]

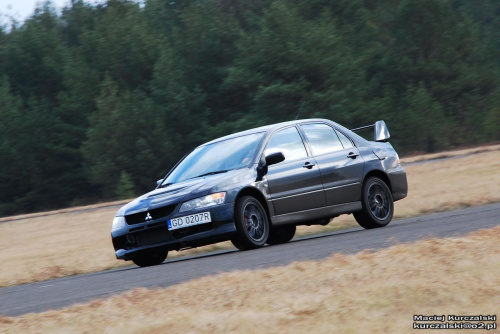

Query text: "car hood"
[116, 168, 252, 216]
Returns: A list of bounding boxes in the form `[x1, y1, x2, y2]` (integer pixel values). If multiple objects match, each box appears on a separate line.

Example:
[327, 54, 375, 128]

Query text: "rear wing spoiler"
[351, 120, 390, 142]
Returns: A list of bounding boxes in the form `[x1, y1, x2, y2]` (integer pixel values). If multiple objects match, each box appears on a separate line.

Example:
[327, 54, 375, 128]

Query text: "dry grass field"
[0, 145, 499, 288]
[1, 226, 498, 333]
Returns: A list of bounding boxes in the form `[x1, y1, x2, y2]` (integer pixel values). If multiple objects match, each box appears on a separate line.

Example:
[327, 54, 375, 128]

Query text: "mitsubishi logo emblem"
[145, 212, 152, 221]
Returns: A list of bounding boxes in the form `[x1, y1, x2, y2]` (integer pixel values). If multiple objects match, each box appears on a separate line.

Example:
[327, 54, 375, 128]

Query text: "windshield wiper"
[195, 170, 229, 178]
[159, 182, 173, 188]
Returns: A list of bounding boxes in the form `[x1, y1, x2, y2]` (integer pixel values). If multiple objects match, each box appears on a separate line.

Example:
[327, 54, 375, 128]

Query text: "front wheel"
[354, 177, 394, 229]
[132, 249, 168, 267]
[231, 196, 269, 250]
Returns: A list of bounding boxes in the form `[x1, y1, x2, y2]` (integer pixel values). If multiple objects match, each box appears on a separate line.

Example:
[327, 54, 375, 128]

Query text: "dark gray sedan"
[111, 119, 407, 267]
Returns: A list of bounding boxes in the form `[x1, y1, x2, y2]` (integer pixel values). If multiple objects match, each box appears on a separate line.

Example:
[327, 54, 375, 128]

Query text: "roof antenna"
[295, 101, 305, 120]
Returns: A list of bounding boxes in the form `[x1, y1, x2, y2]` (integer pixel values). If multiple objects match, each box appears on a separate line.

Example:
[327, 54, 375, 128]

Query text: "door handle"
[347, 152, 359, 159]
[302, 162, 315, 169]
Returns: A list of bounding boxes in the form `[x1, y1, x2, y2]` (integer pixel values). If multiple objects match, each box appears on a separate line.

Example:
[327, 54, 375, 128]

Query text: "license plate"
[168, 212, 211, 231]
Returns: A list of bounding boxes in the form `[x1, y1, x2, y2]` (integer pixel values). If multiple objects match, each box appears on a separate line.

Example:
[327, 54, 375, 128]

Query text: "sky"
[1, 0, 71, 22]
[0, 0, 117, 24]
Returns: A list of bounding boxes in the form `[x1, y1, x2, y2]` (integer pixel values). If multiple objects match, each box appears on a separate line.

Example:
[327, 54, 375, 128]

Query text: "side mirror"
[256, 152, 285, 181]
[156, 179, 163, 187]
[265, 152, 285, 166]
[374, 120, 390, 142]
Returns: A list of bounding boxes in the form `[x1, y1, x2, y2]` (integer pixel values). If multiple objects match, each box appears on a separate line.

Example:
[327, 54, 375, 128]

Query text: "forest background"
[0, 0, 499, 216]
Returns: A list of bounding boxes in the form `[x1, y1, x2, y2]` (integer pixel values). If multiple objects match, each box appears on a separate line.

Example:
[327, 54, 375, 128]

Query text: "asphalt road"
[1, 203, 499, 317]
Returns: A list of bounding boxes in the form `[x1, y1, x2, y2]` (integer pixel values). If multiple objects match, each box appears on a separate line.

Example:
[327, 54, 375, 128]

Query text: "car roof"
[200, 118, 370, 147]
[202, 119, 329, 145]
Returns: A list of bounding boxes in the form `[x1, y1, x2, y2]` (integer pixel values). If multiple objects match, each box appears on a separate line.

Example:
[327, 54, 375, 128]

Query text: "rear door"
[264, 126, 326, 215]
[299, 123, 364, 205]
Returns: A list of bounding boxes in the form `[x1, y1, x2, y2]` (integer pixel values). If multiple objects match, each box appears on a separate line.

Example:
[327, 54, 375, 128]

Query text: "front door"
[264, 126, 326, 215]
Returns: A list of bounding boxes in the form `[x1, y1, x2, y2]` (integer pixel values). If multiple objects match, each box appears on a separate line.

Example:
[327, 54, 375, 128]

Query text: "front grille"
[171, 223, 213, 240]
[125, 204, 177, 225]
[134, 226, 172, 247]
[113, 222, 214, 251]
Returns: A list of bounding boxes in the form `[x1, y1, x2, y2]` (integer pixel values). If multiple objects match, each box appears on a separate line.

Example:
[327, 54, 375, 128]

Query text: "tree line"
[0, 0, 499, 216]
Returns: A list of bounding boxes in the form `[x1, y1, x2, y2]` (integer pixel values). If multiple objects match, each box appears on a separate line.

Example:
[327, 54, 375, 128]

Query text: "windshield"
[162, 132, 265, 185]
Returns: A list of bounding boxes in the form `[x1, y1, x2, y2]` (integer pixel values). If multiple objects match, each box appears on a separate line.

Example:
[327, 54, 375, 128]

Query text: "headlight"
[179, 192, 226, 213]
[112, 216, 126, 231]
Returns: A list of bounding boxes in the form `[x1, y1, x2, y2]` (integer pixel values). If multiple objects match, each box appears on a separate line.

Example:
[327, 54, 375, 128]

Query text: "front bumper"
[112, 202, 235, 261]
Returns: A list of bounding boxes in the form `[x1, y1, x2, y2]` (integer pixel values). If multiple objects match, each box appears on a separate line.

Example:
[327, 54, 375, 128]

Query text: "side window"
[336, 130, 353, 149]
[265, 127, 307, 162]
[301, 123, 344, 156]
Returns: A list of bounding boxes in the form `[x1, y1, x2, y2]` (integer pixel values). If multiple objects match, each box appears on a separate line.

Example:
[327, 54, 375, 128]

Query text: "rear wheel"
[132, 249, 168, 267]
[354, 177, 394, 229]
[266, 225, 296, 245]
[231, 196, 269, 250]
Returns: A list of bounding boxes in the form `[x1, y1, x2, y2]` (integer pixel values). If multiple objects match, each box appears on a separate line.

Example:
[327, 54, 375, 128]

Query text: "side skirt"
[271, 201, 362, 226]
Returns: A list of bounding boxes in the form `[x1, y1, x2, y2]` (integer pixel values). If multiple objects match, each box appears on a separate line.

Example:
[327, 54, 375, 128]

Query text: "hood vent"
[147, 186, 188, 198]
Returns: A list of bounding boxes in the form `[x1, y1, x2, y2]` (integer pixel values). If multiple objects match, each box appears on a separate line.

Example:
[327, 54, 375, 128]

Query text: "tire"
[132, 249, 168, 267]
[266, 225, 296, 245]
[354, 177, 394, 229]
[231, 196, 269, 250]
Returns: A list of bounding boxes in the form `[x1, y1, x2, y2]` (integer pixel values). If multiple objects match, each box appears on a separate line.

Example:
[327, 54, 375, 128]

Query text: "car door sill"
[271, 201, 362, 226]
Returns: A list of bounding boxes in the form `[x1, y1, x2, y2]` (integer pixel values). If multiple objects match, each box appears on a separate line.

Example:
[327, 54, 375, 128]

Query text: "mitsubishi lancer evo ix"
[111, 119, 407, 267]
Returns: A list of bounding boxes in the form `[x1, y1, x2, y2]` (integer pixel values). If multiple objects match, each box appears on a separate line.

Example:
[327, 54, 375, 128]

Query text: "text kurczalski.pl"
[414, 315, 496, 322]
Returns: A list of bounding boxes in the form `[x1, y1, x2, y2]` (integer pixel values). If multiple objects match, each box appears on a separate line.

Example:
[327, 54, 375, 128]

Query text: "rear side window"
[335, 130, 353, 149]
[301, 123, 344, 156]
[265, 127, 307, 162]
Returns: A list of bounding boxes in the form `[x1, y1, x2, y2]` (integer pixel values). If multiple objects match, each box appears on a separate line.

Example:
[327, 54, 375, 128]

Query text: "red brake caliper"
[244, 214, 249, 230]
